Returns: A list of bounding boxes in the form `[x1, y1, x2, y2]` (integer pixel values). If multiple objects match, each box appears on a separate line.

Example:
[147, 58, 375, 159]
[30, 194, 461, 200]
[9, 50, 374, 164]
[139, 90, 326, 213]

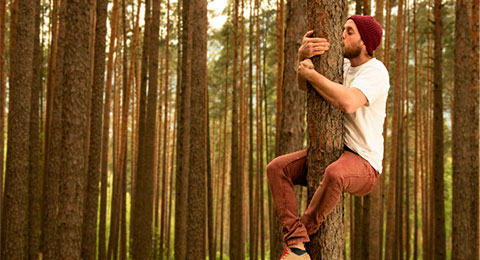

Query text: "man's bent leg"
[266, 149, 310, 246]
[300, 151, 378, 236]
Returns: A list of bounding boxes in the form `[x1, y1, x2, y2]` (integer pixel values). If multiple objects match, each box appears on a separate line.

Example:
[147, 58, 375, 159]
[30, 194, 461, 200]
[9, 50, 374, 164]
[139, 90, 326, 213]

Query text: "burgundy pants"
[266, 149, 379, 246]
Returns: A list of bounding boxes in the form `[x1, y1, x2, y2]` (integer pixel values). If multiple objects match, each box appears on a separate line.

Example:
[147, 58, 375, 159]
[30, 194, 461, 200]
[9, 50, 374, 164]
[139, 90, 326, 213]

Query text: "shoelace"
[280, 246, 290, 260]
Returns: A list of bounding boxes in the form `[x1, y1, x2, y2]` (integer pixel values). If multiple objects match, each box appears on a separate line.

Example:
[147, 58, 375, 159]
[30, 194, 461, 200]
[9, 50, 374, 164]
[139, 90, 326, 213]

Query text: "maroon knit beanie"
[347, 15, 383, 56]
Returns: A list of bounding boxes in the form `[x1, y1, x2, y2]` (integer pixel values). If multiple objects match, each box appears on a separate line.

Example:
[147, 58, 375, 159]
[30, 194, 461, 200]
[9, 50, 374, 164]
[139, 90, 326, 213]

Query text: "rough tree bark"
[0, 0, 35, 257]
[385, 0, 404, 258]
[132, 0, 159, 253]
[175, 0, 192, 257]
[57, 0, 91, 256]
[28, 0, 42, 257]
[305, 0, 346, 258]
[230, 0, 244, 257]
[42, 0, 66, 257]
[452, 0, 478, 259]
[81, 0, 108, 256]
[362, 1, 385, 259]
[271, 0, 307, 259]
[186, 0, 207, 256]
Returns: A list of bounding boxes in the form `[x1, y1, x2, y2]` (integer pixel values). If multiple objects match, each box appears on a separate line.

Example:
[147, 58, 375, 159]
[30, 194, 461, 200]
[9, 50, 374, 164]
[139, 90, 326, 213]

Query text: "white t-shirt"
[343, 58, 390, 174]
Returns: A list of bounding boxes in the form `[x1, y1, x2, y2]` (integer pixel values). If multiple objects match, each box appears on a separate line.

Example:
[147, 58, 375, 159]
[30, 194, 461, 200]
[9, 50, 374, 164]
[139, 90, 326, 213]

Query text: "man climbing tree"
[266, 13, 389, 259]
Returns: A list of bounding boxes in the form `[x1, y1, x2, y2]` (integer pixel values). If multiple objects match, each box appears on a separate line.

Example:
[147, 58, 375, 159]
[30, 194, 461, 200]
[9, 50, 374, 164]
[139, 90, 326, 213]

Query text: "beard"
[344, 41, 362, 59]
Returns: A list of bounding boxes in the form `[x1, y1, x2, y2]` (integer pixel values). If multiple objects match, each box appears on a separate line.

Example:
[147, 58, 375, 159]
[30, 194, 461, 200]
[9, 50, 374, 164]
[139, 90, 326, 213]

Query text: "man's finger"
[303, 38, 328, 43]
[313, 46, 329, 51]
[312, 42, 330, 47]
[303, 30, 314, 38]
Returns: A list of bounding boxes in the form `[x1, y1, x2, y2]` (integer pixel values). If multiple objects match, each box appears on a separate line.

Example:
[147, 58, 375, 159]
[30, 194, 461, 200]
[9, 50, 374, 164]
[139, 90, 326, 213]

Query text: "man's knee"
[324, 164, 343, 186]
[266, 158, 281, 181]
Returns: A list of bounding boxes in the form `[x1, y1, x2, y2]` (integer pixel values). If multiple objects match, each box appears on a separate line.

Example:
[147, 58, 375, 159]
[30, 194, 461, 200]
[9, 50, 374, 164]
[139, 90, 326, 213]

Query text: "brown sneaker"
[279, 247, 311, 260]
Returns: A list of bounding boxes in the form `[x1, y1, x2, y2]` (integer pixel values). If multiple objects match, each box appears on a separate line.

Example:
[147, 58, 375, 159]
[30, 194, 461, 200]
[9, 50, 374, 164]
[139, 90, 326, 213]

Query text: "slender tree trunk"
[353, 197, 364, 259]
[119, 1, 129, 258]
[99, 0, 119, 257]
[220, 31, 229, 260]
[82, 0, 108, 256]
[274, 0, 284, 156]
[0, 0, 35, 257]
[28, 0, 42, 257]
[413, 2, 419, 258]
[253, 2, 260, 258]
[305, 1, 345, 258]
[248, 0, 255, 258]
[175, 0, 192, 257]
[132, 0, 160, 253]
[385, 0, 404, 258]
[452, 1, 478, 259]
[355, 0, 362, 15]
[239, 0, 247, 257]
[42, 0, 66, 257]
[0, 0, 6, 246]
[432, 1, 445, 259]
[230, 0, 244, 257]
[363, 0, 370, 14]
[108, 56, 121, 260]
[166, 102, 177, 259]
[363, 1, 385, 258]
[270, 0, 307, 259]
[161, 0, 171, 257]
[384, 0, 392, 71]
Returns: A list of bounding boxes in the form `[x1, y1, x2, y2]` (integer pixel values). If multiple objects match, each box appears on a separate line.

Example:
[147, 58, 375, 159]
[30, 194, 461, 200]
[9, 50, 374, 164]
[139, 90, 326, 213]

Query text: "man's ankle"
[290, 242, 305, 250]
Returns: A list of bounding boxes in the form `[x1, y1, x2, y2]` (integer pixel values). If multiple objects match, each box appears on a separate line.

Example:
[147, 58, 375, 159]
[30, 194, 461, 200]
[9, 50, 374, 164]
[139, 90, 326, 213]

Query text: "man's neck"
[349, 55, 373, 67]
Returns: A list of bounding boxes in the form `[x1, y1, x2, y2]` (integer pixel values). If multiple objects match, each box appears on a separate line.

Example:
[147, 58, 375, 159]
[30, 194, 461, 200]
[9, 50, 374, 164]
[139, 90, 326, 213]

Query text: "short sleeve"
[349, 66, 389, 106]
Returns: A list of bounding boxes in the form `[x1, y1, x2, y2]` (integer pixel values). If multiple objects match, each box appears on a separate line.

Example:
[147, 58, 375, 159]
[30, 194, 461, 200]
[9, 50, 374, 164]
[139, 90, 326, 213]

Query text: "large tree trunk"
[432, 0, 445, 259]
[82, 0, 108, 256]
[270, 0, 307, 259]
[305, 1, 345, 258]
[1, 0, 35, 257]
[452, 0, 478, 259]
[57, 0, 91, 256]
[186, 0, 207, 257]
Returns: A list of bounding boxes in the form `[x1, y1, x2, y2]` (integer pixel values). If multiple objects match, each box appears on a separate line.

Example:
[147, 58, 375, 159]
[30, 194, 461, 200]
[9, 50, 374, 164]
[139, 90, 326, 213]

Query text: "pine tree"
[452, 0, 478, 259]
[186, 0, 208, 256]
[305, 0, 345, 258]
[432, 0, 445, 258]
[82, 0, 108, 256]
[57, 0, 91, 255]
[270, 0, 307, 259]
[0, 0, 35, 257]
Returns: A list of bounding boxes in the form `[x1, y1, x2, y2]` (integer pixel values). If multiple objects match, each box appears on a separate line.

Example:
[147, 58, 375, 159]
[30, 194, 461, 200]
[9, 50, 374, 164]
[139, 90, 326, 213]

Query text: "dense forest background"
[0, 0, 478, 259]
